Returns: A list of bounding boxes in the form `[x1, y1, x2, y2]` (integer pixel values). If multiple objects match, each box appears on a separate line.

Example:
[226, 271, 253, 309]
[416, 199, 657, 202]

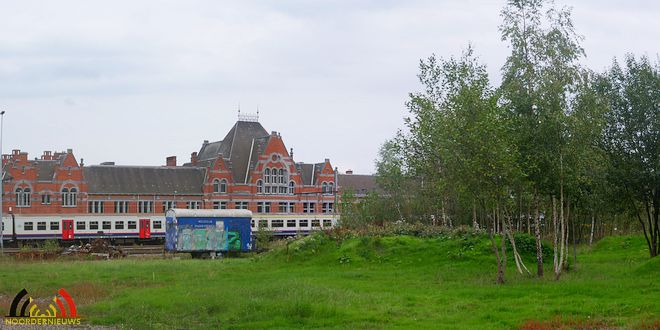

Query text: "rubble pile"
[61, 239, 126, 259]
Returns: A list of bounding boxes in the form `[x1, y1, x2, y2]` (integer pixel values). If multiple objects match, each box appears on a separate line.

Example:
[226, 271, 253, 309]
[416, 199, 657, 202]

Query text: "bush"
[506, 233, 552, 260]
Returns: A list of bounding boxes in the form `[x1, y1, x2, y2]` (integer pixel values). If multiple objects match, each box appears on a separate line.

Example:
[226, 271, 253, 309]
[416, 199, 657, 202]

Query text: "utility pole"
[1, 110, 5, 255]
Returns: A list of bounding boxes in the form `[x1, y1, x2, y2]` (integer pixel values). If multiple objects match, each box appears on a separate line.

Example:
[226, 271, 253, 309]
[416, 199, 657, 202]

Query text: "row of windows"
[212, 179, 228, 193]
[255, 202, 334, 214]
[22, 220, 163, 231]
[252, 219, 333, 228]
[14, 188, 78, 207]
[87, 201, 203, 214]
[321, 182, 335, 195]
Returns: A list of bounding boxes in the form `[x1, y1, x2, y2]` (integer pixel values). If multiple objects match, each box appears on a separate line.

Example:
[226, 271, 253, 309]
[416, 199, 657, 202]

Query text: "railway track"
[0, 245, 165, 256]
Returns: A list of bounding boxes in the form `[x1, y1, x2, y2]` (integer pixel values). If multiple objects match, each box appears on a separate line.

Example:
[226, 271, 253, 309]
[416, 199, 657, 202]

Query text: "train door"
[62, 220, 74, 240]
[139, 219, 151, 239]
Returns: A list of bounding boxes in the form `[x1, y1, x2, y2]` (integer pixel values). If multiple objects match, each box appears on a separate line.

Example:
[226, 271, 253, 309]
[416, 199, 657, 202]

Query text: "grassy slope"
[0, 235, 657, 329]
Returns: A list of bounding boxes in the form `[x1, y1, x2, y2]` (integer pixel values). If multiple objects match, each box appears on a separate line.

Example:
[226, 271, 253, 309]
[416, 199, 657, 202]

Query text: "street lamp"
[0, 110, 5, 255]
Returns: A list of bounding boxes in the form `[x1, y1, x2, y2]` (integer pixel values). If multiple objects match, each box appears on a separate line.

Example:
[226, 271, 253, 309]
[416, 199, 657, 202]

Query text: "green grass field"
[0, 234, 658, 329]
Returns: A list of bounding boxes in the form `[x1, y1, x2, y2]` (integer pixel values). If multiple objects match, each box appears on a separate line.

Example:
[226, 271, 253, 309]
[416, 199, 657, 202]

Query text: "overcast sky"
[1, 0, 658, 174]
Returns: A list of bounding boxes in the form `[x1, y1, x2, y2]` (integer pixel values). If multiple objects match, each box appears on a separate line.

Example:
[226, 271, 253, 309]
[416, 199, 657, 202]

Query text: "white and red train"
[0, 213, 338, 244]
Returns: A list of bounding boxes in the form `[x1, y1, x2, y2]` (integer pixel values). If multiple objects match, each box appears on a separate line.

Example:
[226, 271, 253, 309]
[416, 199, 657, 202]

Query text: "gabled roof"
[84, 166, 206, 195]
[297, 162, 325, 186]
[35, 160, 58, 181]
[196, 120, 270, 183]
[338, 174, 380, 197]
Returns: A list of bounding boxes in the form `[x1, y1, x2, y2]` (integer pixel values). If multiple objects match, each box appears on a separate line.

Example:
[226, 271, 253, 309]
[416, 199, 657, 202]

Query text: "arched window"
[213, 179, 220, 193]
[270, 169, 277, 185]
[288, 181, 295, 195]
[264, 168, 271, 184]
[328, 182, 334, 194]
[220, 179, 227, 193]
[16, 188, 31, 207]
[62, 187, 78, 207]
[322, 182, 328, 194]
[278, 169, 284, 184]
[257, 180, 263, 194]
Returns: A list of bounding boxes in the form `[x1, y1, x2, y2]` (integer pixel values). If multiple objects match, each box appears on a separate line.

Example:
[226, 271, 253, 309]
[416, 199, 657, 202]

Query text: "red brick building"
[1, 116, 338, 235]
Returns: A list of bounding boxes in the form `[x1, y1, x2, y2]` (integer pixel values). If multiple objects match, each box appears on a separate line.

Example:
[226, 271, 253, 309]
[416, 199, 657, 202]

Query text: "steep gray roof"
[297, 163, 324, 186]
[84, 166, 206, 195]
[197, 121, 269, 183]
[338, 174, 380, 197]
[35, 160, 58, 181]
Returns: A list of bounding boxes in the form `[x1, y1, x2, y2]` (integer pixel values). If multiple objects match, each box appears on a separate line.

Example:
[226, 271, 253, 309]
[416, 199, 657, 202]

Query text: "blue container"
[165, 209, 252, 252]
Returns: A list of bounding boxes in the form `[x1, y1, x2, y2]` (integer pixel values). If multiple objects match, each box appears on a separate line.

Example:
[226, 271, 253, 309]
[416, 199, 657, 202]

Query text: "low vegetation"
[0, 232, 657, 329]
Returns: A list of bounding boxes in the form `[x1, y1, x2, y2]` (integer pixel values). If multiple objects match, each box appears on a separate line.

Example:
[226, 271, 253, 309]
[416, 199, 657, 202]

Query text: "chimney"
[67, 148, 73, 154]
[41, 151, 53, 160]
[166, 156, 177, 167]
[346, 170, 353, 175]
[191, 152, 198, 166]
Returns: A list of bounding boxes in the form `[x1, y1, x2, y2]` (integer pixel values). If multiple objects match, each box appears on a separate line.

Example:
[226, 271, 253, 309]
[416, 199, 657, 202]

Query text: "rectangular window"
[88, 201, 105, 214]
[272, 220, 284, 228]
[265, 186, 271, 194]
[286, 219, 296, 228]
[138, 201, 154, 213]
[89, 221, 99, 230]
[41, 194, 51, 205]
[278, 202, 294, 213]
[37, 222, 47, 231]
[312, 219, 321, 227]
[212, 201, 227, 209]
[257, 202, 271, 213]
[234, 201, 248, 210]
[153, 221, 162, 229]
[323, 203, 334, 214]
[162, 201, 176, 212]
[323, 219, 332, 227]
[258, 220, 268, 228]
[50, 221, 59, 230]
[303, 202, 316, 213]
[128, 221, 137, 230]
[76, 221, 86, 230]
[24, 222, 33, 231]
[299, 219, 309, 228]
[102, 221, 111, 230]
[115, 221, 125, 230]
[187, 201, 201, 209]
[114, 201, 129, 213]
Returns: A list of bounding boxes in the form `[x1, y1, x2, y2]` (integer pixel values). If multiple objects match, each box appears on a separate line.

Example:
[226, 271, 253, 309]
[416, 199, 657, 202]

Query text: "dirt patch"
[519, 317, 615, 330]
[67, 282, 109, 305]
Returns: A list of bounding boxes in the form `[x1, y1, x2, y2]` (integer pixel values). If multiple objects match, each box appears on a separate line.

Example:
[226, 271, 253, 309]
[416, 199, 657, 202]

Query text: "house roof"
[84, 165, 206, 195]
[35, 160, 58, 181]
[197, 120, 270, 183]
[338, 174, 380, 196]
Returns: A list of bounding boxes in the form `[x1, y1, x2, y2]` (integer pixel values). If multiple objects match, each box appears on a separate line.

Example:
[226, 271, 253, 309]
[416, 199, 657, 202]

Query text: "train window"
[37, 222, 47, 230]
[24, 222, 34, 231]
[50, 222, 59, 230]
[115, 221, 125, 230]
[258, 220, 268, 228]
[76, 221, 86, 230]
[299, 219, 309, 228]
[323, 220, 332, 227]
[102, 221, 111, 230]
[287, 220, 296, 228]
[312, 219, 320, 227]
[89, 221, 99, 230]
[251, 220, 255, 228]
[271, 220, 284, 228]
[153, 221, 162, 229]
[128, 221, 137, 229]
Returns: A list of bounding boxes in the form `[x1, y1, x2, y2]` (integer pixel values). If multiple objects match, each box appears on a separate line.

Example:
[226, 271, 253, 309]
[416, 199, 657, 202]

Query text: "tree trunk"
[534, 191, 543, 277]
[490, 227, 505, 284]
[472, 200, 479, 230]
[503, 203, 530, 275]
[589, 211, 595, 246]
[552, 195, 559, 277]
